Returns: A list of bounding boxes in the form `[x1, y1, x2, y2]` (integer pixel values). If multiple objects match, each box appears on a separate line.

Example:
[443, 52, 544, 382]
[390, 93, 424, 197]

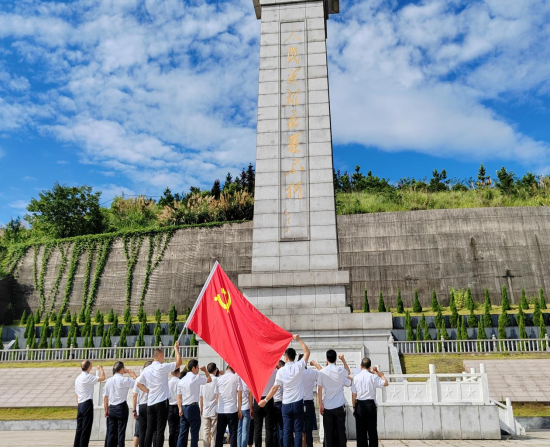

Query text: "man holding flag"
[259, 336, 310, 447]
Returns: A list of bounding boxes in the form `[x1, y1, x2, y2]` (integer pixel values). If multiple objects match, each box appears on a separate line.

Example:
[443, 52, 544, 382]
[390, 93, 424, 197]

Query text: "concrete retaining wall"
[377, 405, 501, 439]
[5, 207, 550, 315]
[0, 419, 77, 431]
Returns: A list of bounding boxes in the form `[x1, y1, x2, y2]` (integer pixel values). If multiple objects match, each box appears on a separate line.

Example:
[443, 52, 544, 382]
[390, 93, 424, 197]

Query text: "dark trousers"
[356, 400, 378, 447]
[74, 399, 94, 447]
[216, 412, 239, 447]
[323, 406, 346, 447]
[178, 404, 201, 447]
[282, 399, 304, 447]
[253, 397, 274, 447]
[139, 404, 149, 447]
[146, 400, 168, 447]
[303, 400, 315, 447]
[106, 402, 129, 447]
[272, 402, 283, 447]
[248, 415, 255, 446]
[168, 405, 179, 447]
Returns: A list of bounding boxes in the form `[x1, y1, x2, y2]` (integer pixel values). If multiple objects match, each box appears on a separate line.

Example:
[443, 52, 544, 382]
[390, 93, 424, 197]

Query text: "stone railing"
[0, 344, 197, 362]
[378, 363, 491, 405]
[393, 335, 550, 354]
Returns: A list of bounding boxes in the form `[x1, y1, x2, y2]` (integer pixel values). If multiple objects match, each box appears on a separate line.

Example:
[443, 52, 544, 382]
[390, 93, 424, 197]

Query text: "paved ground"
[0, 430, 549, 447]
[463, 360, 550, 402]
[0, 366, 142, 407]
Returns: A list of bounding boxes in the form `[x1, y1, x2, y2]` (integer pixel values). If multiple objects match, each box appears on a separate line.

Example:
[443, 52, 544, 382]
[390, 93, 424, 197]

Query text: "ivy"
[123, 234, 145, 308]
[59, 241, 84, 315]
[47, 243, 70, 312]
[34, 243, 55, 318]
[139, 231, 174, 308]
[0, 244, 29, 277]
[83, 237, 113, 312]
[81, 241, 97, 312]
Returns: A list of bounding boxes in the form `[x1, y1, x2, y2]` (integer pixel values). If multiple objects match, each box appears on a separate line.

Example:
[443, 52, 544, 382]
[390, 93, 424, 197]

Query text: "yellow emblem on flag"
[214, 288, 231, 312]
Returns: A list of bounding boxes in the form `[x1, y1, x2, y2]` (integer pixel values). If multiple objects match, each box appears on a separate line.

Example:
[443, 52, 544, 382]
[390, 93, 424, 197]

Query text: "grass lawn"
[400, 352, 550, 376]
[0, 407, 76, 421]
[513, 403, 550, 417]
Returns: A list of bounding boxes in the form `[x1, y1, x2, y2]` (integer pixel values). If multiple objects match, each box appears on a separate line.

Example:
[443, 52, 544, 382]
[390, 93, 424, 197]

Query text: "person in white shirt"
[250, 366, 277, 447]
[138, 341, 182, 447]
[132, 361, 153, 448]
[260, 334, 310, 447]
[214, 366, 242, 447]
[200, 363, 220, 447]
[103, 361, 142, 447]
[74, 360, 105, 447]
[271, 360, 284, 447]
[298, 355, 320, 448]
[177, 359, 212, 447]
[237, 376, 252, 447]
[316, 351, 352, 447]
[351, 358, 388, 447]
[168, 368, 181, 447]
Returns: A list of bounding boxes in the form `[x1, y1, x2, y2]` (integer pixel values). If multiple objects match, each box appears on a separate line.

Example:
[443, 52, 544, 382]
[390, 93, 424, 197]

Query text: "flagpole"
[176, 260, 219, 345]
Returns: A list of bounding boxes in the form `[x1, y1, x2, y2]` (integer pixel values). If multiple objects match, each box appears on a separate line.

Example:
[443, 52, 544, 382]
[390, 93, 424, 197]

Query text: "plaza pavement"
[0, 429, 549, 446]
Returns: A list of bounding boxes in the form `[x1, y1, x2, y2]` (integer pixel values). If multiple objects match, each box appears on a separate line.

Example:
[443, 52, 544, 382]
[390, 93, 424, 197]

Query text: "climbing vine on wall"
[47, 243, 70, 312]
[84, 237, 112, 312]
[34, 243, 55, 318]
[139, 230, 175, 308]
[123, 234, 145, 308]
[0, 244, 29, 276]
[80, 241, 97, 312]
[60, 241, 84, 315]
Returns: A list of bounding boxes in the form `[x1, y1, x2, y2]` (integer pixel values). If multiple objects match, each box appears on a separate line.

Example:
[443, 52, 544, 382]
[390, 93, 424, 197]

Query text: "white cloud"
[22, 176, 36, 181]
[327, 0, 550, 168]
[8, 200, 28, 210]
[0, 0, 549, 195]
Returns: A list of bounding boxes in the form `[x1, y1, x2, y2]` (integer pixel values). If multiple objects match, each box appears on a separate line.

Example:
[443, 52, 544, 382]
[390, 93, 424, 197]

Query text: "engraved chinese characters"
[281, 22, 309, 241]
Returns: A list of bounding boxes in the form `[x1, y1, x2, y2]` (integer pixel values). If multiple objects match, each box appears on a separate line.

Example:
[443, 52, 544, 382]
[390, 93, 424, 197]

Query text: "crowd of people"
[73, 336, 388, 447]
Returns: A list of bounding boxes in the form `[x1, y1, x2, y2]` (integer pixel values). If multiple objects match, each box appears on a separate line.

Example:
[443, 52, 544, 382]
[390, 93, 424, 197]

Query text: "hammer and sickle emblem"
[214, 288, 231, 313]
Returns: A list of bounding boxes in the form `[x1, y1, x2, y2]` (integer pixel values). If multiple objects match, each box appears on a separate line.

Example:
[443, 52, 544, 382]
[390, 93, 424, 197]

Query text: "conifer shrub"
[521, 289, 529, 310]
[501, 285, 510, 312]
[533, 300, 542, 327]
[431, 289, 440, 312]
[466, 288, 474, 312]
[483, 289, 492, 327]
[413, 290, 422, 312]
[378, 291, 386, 313]
[434, 309, 444, 329]
[467, 309, 477, 328]
[363, 289, 370, 313]
[107, 309, 114, 323]
[396, 289, 404, 314]
[65, 309, 71, 323]
[540, 288, 547, 310]
[20, 310, 27, 325]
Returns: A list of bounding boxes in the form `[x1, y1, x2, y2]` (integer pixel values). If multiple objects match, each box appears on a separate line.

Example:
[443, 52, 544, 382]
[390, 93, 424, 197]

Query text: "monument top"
[252, 0, 339, 20]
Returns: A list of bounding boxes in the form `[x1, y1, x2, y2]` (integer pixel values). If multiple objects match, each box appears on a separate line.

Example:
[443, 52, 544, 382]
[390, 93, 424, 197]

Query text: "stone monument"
[199, 0, 393, 375]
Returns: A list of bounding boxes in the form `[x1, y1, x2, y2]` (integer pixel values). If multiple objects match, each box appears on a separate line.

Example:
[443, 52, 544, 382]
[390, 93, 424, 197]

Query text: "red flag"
[186, 262, 293, 402]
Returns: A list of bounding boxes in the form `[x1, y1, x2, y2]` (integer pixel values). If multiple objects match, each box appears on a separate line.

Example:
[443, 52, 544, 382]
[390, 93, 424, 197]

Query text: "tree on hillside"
[476, 164, 491, 188]
[211, 180, 221, 199]
[25, 183, 103, 238]
[495, 167, 516, 196]
[428, 169, 450, 192]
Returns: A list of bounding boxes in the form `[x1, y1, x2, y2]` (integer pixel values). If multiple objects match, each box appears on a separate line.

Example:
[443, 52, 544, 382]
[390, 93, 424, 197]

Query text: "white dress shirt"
[75, 371, 98, 403]
[200, 379, 218, 418]
[214, 371, 242, 414]
[168, 376, 179, 406]
[263, 369, 277, 397]
[274, 385, 283, 403]
[178, 372, 207, 405]
[317, 364, 351, 410]
[140, 361, 176, 406]
[351, 369, 386, 400]
[103, 373, 135, 406]
[133, 374, 148, 415]
[238, 378, 250, 411]
[302, 368, 319, 401]
[275, 359, 306, 405]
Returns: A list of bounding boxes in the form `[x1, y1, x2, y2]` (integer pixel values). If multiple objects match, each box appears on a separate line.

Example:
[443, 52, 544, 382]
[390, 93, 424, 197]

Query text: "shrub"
[378, 291, 386, 313]
[95, 310, 102, 323]
[169, 305, 177, 336]
[449, 290, 457, 313]
[396, 289, 404, 314]
[107, 309, 114, 323]
[405, 310, 412, 329]
[135, 323, 145, 348]
[38, 323, 48, 349]
[415, 324, 423, 353]
[406, 325, 414, 341]
[363, 289, 370, 313]
[123, 307, 131, 324]
[20, 310, 27, 325]
[64, 309, 71, 324]
[483, 289, 492, 327]
[498, 312, 509, 341]
[78, 307, 85, 324]
[467, 309, 477, 328]
[541, 288, 547, 310]
[137, 305, 145, 322]
[461, 316, 469, 340]
[477, 317, 486, 340]
[451, 288, 466, 310]
[521, 289, 529, 310]
[431, 290, 440, 312]
[533, 300, 542, 327]
[35, 308, 41, 325]
[119, 327, 128, 347]
[96, 314, 104, 338]
[110, 315, 120, 337]
[154, 323, 162, 346]
[434, 309, 444, 329]
[155, 308, 162, 323]
[190, 333, 197, 346]
[449, 306, 459, 328]
[50, 311, 57, 324]
[419, 313, 427, 330]
[466, 288, 474, 312]
[423, 320, 432, 341]
[412, 290, 422, 312]
[539, 318, 548, 350]
[501, 285, 510, 312]
[13, 335, 20, 350]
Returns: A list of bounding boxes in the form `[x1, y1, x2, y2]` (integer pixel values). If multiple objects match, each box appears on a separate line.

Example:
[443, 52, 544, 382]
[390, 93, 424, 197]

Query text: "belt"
[357, 399, 375, 402]
[304, 400, 314, 404]
[183, 402, 199, 407]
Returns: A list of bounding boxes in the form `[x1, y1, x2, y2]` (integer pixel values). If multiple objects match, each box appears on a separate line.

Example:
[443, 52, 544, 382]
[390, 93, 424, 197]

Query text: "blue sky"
[1, 0, 550, 225]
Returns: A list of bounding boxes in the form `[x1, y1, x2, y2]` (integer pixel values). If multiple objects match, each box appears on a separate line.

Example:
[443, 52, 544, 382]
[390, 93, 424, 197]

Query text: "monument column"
[239, 0, 352, 319]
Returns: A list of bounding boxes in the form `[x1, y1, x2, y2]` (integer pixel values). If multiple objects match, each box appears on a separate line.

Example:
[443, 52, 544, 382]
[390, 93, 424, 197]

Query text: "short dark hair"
[179, 370, 187, 380]
[153, 348, 163, 359]
[326, 349, 337, 363]
[114, 361, 125, 373]
[298, 354, 304, 361]
[81, 360, 91, 372]
[361, 357, 371, 369]
[207, 362, 218, 375]
[188, 359, 199, 371]
[143, 360, 153, 369]
[172, 368, 180, 376]
[277, 360, 286, 369]
[285, 348, 296, 361]
[227, 366, 234, 372]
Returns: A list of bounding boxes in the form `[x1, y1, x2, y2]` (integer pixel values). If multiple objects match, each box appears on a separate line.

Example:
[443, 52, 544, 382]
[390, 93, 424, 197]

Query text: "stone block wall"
[4, 206, 550, 315]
